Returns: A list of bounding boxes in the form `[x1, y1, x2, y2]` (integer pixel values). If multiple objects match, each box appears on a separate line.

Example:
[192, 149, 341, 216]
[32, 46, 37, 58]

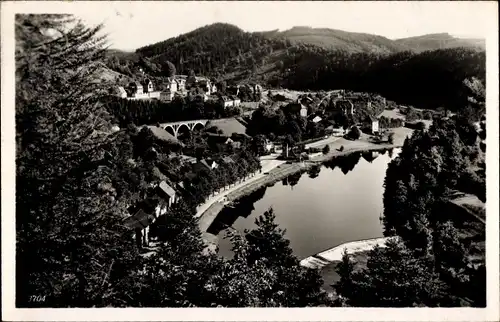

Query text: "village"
[113, 72, 452, 254]
[113, 71, 265, 110]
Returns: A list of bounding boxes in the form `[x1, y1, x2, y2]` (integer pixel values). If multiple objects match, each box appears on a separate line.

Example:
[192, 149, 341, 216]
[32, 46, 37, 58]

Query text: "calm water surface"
[208, 148, 401, 259]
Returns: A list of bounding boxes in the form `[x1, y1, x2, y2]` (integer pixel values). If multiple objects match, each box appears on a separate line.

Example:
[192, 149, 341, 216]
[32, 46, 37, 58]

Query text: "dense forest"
[135, 23, 290, 78]
[277, 46, 485, 110]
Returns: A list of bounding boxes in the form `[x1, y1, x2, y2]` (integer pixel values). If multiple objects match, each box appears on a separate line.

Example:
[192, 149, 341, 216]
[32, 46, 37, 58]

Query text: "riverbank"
[195, 159, 286, 218]
[300, 236, 393, 269]
[300, 236, 396, 294]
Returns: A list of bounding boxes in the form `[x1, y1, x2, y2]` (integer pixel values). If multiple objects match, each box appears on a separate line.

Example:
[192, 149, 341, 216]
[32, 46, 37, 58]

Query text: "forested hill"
[135, 23, 290, 77]
[104, 23, 485, 110]
[279, 46, 485, 110]
[264, 26, 411, 53]
[395, 33, 485, 53]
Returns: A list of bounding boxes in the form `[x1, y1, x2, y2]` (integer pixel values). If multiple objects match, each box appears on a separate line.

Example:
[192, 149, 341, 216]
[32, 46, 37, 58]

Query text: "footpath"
[195, 158, 286, 218]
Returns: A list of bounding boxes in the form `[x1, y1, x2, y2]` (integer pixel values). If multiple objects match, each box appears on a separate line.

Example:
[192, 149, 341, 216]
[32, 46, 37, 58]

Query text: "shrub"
[416, 121, 426, 130]
[423, 111, 433, 120]
[388, 133, 395, 144]
[348, 126, 361, 140]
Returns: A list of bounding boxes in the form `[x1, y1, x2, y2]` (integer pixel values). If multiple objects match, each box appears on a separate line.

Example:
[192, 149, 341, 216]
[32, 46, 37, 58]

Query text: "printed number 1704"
[30, 295, 46, 302]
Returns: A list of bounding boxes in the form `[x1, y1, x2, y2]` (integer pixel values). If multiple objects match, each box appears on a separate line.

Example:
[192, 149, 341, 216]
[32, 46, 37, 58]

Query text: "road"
[305, 135, 342, 149]
[194, 157, 285, 218]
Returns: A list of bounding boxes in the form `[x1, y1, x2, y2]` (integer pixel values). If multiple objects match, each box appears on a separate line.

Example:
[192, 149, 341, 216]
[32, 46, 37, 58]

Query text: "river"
[207, 148, 401, 260]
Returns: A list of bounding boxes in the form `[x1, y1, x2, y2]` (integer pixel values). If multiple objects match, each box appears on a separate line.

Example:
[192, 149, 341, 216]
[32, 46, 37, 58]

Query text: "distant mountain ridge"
[265, 26, 411, 53]
[136, 24, 484, 56]
[395, 33, 485, 53]
[125, 23, 484, 80]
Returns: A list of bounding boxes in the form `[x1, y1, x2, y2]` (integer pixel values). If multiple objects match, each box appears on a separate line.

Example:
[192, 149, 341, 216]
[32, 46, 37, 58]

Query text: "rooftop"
[144, 126, 182, 145]
[221, 156, 235, 164]
[312, 116, 322, 123]
[377, 109, 406, 120]
[205, 118, 248, 137]
[158, 181, 176, 198]
[123, 209, 155, 230]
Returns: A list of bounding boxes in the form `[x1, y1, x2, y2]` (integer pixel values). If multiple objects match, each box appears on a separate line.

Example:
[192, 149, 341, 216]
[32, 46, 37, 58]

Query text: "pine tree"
[333, 250, 356, 306]
[335, 238, 450, 307]
[16, 14, 144, 307]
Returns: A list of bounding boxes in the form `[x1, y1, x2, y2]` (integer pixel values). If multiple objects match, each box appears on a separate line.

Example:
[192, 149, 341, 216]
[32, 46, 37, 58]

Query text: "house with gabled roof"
[283, 102, 308, 117]
[231, 95, 241, 106]
[157, 181, 177, 208]
[127, 82, 143, 96]
[123, 198, 158, 248]
[219, 95, 241, 108]
[142, 79, 154, 93]
[174, 75, 187, 92]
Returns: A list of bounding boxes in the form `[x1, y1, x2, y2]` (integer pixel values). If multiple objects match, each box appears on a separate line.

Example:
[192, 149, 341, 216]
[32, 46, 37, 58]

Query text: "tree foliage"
[16, 14, 147, 307]
[335, 238, 452, 307]
[104, 95, 241, 127]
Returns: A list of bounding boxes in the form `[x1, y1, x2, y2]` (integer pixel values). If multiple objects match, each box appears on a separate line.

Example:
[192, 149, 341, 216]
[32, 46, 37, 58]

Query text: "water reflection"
[307, 165, 322, 179]
[323, 152, 361, 175]
[287, 172, 302, 188]
[207, 186, 268, 235]
[361, 151, 380, 163]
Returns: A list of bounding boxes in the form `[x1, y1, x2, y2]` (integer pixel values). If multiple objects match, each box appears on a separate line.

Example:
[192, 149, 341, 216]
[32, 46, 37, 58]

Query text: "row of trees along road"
[15, 14, 330, 307]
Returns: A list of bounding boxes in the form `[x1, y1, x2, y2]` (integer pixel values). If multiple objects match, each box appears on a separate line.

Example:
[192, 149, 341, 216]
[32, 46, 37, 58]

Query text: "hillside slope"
[136, 23, 290, 78]
[395, 33, 485, 53]
[265, 26, 410, 53]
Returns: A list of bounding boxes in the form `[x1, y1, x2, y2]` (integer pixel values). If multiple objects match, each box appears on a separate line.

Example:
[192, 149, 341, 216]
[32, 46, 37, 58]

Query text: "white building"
[165, 77, 178, 93]
[369, 116, 379, 134]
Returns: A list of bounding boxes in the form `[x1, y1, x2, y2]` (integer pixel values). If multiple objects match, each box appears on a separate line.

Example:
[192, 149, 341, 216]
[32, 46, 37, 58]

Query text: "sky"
[16, 1, 500, 51]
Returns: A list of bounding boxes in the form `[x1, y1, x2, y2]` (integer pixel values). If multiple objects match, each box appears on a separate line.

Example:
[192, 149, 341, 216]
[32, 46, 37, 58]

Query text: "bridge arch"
[192, 122, 205, 132]
[160, 119, 209, 138]
[164, 125, 176, 137]
[176, 123, 191, 138]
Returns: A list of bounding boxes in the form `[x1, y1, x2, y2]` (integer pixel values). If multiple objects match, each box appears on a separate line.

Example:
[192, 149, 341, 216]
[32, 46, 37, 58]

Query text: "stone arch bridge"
[159, 119, 209, 138]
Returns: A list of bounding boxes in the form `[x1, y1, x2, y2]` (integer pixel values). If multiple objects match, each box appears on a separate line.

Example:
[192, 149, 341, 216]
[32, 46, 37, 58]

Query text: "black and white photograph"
[1, 0, 499, 320]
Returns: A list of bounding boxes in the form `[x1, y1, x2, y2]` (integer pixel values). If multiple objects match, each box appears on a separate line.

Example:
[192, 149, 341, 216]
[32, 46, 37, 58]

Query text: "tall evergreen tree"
[16, 14, 145, 307]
